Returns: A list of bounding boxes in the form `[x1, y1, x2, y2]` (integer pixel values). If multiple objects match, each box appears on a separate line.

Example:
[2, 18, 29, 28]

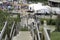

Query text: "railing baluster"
[5, 34, 8, 40]
[10, 21, 15, 38]
[35, 34, 37, 40]
[43, 27, 50, 40]
[0, 21, 7, 40]
[0, 21, 17, 40]
[12, 29, 15, 37]
[11, 29, 16, 40]
[35, 22, 41, 40]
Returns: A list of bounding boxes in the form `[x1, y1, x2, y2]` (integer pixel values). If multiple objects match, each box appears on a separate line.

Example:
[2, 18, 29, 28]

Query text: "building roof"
[29, 3, 51, 13]
[29, 3, 43, 10]
[29, 3, 51, 11]
[49, 0, 60, 3]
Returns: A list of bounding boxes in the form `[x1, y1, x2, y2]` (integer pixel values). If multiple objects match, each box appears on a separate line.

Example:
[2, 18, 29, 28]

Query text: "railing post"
[0, 21, 7, 40]
[43, 27, 50, 40]
[5, 34, 8, 40]
[11, 29, 15, 40]
[30, 24, 35, 40]
[10, 21, 15, 40]
[35, 22, 41, 40]
[43, 20, 50, 40]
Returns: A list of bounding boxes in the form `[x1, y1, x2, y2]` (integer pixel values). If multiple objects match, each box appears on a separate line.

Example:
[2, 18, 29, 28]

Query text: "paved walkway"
[12, 31, 33, 40]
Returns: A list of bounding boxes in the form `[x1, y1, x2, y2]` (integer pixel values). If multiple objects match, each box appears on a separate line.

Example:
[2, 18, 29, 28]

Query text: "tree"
[0, 10, 9, 22]
[0, 10, 9, 30]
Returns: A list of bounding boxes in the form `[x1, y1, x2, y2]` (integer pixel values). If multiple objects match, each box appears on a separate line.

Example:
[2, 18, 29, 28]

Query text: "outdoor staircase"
[12, 31, 33, 40]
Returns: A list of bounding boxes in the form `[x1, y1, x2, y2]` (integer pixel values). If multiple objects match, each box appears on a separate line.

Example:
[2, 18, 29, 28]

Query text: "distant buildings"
[48, 0, 60, 7]
[28, 3, 51, 14]
[0, 0, 19, 2]
[0, 0, 12, 2]
[48, 0, 60, 14]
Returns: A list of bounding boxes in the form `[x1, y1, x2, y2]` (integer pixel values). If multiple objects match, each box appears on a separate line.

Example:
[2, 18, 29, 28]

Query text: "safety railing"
[30, 22, 41, 40]
[10, 21, 16, 40]
[0, 21, 17, 40]
[35, 22, 41, 40]
[0, 21, 7, 40]
[43, 27, 50, 40]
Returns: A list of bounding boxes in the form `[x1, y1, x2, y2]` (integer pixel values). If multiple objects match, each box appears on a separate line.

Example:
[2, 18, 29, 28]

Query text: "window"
[49, 1, 60, 7]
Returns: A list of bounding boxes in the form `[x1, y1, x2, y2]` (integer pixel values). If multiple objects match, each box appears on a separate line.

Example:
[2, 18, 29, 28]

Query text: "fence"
[43, 27, 50, 40]
[30, 22, 41, 40]
[0, 21, 17, 40]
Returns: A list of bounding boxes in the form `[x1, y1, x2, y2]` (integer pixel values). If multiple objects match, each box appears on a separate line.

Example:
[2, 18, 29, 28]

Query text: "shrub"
[56, 15, 60, 32]
[40, 18, 56, 25]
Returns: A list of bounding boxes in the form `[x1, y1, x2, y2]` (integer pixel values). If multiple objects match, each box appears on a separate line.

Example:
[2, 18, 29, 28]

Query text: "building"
[48, 0, 60, 7]
[48, 0, 60, 14]
[0, 0, 12, 2]
[28, 3, 51, 14]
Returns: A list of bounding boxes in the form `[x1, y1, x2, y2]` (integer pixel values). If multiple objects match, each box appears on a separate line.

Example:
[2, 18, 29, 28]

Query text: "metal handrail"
[5, 34, 8, 40]
[30, 22, 41, 40]
[35, 22, 41, 40]
[0, 21, 7, 40]
[43, 27, 50, 40]
[10, 21, 15, 38]
[0, 21, 17, 40]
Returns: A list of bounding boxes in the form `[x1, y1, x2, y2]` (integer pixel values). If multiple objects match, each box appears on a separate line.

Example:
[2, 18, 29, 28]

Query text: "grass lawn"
[51, 32, 60, 40]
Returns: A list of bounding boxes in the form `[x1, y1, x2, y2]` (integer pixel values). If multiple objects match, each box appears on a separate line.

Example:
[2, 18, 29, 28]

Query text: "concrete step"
[12, 31, 33, 40]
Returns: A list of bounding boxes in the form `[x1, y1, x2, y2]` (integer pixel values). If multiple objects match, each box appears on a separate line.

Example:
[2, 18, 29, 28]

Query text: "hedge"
[40, 18, 56, 25]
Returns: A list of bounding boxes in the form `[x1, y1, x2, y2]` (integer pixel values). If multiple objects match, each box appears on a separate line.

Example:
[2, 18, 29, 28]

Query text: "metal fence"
[43, 27, 50, 40]
[0, 21, 17, 40]
[30, 22, 41, 40]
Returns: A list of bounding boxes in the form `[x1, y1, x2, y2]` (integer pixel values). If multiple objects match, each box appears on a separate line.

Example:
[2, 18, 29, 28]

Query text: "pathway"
[12, 31, 33, 40]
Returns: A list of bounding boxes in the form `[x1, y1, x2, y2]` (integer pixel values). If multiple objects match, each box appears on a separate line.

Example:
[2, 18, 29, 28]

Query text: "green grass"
[51, 32, 60, 40]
